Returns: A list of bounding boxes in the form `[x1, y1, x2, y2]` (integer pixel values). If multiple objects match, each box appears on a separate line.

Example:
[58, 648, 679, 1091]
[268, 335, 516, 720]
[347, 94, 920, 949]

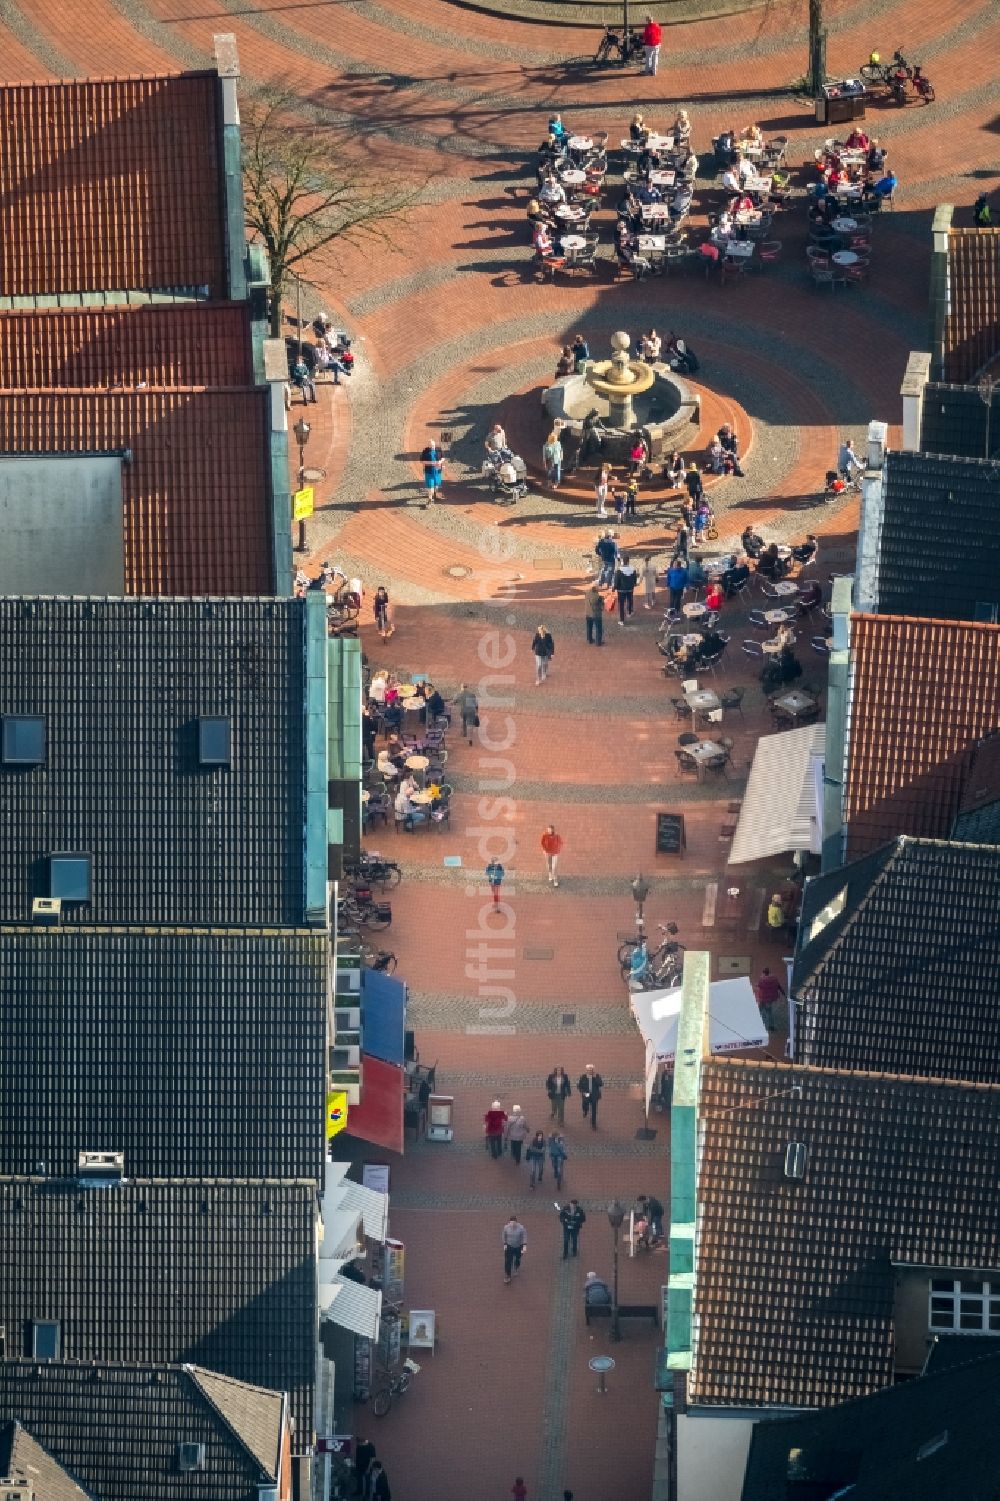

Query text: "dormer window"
[32, 1319, 61, 1359]
[2, 714, 46, 766]
[49, 852, 93, 902]
[198, 716, 231, 767]
[929, 1276, 1000, 1333]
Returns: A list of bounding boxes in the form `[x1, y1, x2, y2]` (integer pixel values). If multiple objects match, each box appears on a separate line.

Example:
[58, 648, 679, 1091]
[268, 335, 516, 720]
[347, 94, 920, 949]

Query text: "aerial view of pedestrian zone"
[0, 0, 997, 1496]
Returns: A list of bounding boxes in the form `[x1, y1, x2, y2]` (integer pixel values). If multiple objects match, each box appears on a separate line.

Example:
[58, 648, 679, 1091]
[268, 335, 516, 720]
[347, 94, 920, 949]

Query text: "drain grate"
[561, 1012, 576, 1027]
[523, 946, 554, 960]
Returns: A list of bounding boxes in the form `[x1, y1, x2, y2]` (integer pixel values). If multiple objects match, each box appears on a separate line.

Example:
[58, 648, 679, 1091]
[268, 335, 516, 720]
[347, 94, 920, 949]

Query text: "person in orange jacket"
[642, 14, 662, 75]
[541, 825, 563, 887]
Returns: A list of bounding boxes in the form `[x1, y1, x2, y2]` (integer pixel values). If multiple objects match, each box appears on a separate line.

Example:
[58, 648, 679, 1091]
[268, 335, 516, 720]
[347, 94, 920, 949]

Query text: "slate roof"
[0, 1363, 283, 1501]
[952, 731, 1000, 844]
[0, 390, 272, 595]
[0, 927, 325, 1181]
[0, 1179, 316, 1442]
[0, 306, 253, 390]
[0, 1421, 91, 1500]
[844, 613, 1000, 856]
[943, 228, 1000, 382]
[792, 838, 1000, 1083]
[920, 381, 1000, 461]
[691, 1057, 1000, 1409]
[870, 451, 1000, 621]
[0, 598, 307, 927]
[741, 1348, 1000, 1501]
[0, 74, 227, 299]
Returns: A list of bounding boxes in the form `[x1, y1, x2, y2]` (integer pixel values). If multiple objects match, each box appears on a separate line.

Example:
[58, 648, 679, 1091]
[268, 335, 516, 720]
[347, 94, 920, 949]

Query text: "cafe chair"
[811, 636, 831, 656]
[720, 687, 745, 719]
[846, 257, 871, 286]
[702, 754, 729, 780]
[674, 748, 698, 775]
[748, 610, 769, 629]
[671, 696, 694, 720]
[742, 640, 765, 659]
[758, 240, 782, 267]
[431, 799, 451, 830]
[719, 256, 747, 287]
[678, 731, 699, 746]
[810, 263, 838, 290]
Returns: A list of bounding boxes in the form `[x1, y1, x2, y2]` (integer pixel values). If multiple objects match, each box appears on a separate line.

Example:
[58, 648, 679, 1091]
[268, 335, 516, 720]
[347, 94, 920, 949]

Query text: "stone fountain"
[585, 330, 656, 430]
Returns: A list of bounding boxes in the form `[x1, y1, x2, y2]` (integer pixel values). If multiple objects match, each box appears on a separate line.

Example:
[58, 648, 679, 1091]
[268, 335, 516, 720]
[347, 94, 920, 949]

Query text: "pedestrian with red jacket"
[485, 1100, 508, 1159]
[642, 14, 662, 75]
[541, 825, 563, 887]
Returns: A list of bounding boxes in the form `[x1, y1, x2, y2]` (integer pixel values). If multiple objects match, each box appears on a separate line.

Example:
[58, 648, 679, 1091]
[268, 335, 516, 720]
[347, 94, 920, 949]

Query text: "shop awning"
[346, 1055, 405, 1154]
[630, 976, 768, 1083]
[319, 1272, 382, 1340]
[362, 970, 407, 1066]
[728, 721, 826, 865]
[321, 1162, 390, 1254]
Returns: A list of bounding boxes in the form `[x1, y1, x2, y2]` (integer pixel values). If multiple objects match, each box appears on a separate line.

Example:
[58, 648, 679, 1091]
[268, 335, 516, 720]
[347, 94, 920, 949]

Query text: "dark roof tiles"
[692, 1058, 1000, 1409]
[0, 927, 326, 1181]
[792, 838, 1000, 1082]
[0, 598, 308, 926]
[0, 74, 226, 298]
[845, 613, 1000, 855]
[0, 305, 253, 390]
[920, 381, 1000, 461]
[0, 390, 273, 595]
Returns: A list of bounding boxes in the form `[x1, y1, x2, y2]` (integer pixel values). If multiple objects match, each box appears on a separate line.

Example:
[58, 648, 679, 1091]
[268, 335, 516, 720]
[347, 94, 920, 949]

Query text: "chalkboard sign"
[656, 813, 686, 856]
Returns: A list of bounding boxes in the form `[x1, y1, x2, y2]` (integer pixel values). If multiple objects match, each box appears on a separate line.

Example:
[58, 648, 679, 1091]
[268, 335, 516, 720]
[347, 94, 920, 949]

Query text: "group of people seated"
[813, 131, 895, 210]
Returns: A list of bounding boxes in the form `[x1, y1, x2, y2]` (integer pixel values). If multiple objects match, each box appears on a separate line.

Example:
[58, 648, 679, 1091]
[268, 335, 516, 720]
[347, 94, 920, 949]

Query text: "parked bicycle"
[618, 922, 684, 982]
[361, 945, 398, 973]
[859, 48, 912, 89]
[371, 1357, 421, 1417]
[345, 852, 403, 890]
[593, 23, 644, 66]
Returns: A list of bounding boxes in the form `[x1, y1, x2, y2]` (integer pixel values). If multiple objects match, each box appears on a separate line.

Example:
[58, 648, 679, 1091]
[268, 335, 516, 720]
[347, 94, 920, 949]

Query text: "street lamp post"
[631, 874, 650, 925]
[608, 1198, 625, 1342]
[292, 416, 311, 552]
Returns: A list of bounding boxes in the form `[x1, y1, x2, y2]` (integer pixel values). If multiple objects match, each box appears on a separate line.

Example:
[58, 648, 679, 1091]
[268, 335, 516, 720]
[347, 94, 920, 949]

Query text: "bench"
[701, 881, 718, 928]
[585, 1301, 659, 1328]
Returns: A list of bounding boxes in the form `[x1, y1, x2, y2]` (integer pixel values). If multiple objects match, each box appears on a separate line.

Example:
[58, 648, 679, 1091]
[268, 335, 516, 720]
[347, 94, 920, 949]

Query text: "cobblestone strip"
[389, 860, 752, 895]
[408, 995, 639, 1034]
[389, 1185, 661, 1208]
[420, 1135, 661, 1160]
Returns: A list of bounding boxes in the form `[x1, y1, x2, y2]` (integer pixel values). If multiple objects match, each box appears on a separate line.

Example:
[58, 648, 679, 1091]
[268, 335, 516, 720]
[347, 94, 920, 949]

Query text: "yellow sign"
[326, 1090, 348, 1139]
[293, 486, 314, 521]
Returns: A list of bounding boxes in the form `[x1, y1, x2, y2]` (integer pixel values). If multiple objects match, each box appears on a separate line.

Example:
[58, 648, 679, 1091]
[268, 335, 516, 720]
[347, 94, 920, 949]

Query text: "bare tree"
[241, 90, 421, 336]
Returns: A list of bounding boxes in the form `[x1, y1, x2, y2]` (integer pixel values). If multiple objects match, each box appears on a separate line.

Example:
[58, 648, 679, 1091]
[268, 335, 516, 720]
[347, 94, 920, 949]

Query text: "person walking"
[585, 582, 605, 646]
[595, 529, 618, 588]
[531, 625, 555, 685]
[684, 463, 704, 505]
[453, 683, 479, 744]
[541, 824, 563, 886]
[642, 13, 662, 74]
[614, 553, 638, 625]
[642, 554, 659, 608]
[421, 438, 444, 503]
[837, 437, 863, 484]
[572, 334, 590, 372]
[548, 1130, 568, 1189]
[559, 1198, 586, 1259]
[485, 1099, 508, 1159]
[366, 1462, 391, 1501]
[373, 585, 394, 641]
[502, 1214, 527, 1282]
[543, 430, 564, 489]
[546, 1065, 572, 1123]
[525, 1129, 546, 1188]
[486, 859, 505, 909]
[667, 555, 688, 613]
[755, 966, 786, 1031]
[505, 1104, 530, 1165]
[578, 1064, 604, 1130]
[354, 1437, 377, 1497]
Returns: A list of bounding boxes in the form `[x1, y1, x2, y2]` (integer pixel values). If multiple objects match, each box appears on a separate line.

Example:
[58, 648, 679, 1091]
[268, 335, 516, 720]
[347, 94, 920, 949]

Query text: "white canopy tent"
[728, 721, 825, 865]
[318, 1162, 390, 1340]
[630, 977, 769, 1110]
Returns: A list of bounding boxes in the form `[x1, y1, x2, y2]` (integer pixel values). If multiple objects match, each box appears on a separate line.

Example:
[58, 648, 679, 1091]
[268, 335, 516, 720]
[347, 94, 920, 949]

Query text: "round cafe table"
[773, 580, 799, 596]
[832, 250, 859, 267]
[681, 634, 703, 648]
[567, 135, 593, 152]
[410, 789, 434, 806]
[555, 204, 584, 220]
[831, 217, 857, 233]
[764, 608, 793, 625]
[682, 601, 707, 619]
[405, 754, 430, 786]
[762, 638, 785, 655]
[560, 168, 586, 186]
[561, 234, 586, 253]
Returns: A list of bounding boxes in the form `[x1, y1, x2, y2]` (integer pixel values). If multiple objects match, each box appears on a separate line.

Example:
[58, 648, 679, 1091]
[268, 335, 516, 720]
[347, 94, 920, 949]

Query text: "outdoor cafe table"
[773, 580, 799, 596]
[831, 216, 858, 232]
[648, 170, 675, 188]
[836, 183, 864, 200]
[685, 688, 721, 714]
[405, 754, 430, 786]
[744, 177, 772, 195]
[725, 240, 755, 259]
[410, 788, 435, 806]
[764, 608, 794, 625]
[833, 250, 859, 266]
[762, 638, 785, 655]
[684, 740, 727, 778]
[560, 168, 587, 186]
[734, 210, 763, 227]
[640, 204, 671, 223]
[681, 634, 704, 648]
[561, 234, 587, 253]
[638, 235, 666, 253]
[567, 134, 593, 153]
[683, 601, 707, 619]
[773, 690, 818, 717]
[554, 203, 585, 221]
[645, 133, 675, 151]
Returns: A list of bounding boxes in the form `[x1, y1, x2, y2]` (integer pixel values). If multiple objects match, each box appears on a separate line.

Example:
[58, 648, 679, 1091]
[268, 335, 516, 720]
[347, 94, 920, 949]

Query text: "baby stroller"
[483, 449, 528, 505]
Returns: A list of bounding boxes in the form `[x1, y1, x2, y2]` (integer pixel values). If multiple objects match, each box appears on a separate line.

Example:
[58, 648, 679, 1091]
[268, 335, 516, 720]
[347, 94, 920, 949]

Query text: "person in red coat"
[484, 1100, 508, 1159]
[540, 825, 564, 887]
[642, 14, 662, 76]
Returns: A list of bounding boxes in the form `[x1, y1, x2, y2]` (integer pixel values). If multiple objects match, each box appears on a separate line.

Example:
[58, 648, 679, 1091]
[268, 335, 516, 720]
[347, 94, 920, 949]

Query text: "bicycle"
[371, 1357, 421, 1416]
[859, 48, 912, 89]
[618, 922, 683, 977]
[361, 944, 398, 973]
[593, 23, 644, 66]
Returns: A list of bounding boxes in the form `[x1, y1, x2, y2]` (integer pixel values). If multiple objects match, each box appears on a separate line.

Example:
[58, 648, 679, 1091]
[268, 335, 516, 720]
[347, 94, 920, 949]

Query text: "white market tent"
[727, 721, 825, 866]
[630, 977, 769, 1110]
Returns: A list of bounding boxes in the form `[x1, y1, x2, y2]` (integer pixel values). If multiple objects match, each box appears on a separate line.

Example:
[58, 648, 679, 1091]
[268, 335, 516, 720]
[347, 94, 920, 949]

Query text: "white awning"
[319, 1273, 383, 1340]
[320, 1163, 389, 1259]
[630, 976, 768, 1075]
[728, 722, 826, 865]
[338, 1180, 390, 1244]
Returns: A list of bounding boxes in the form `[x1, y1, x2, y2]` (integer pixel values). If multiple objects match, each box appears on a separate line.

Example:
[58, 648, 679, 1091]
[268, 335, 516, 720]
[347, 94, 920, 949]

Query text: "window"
[198, 716, 231, 766]
[32, 1320, 61, 1359]
[808, 885, 846, 942]
[49, 853, 93, 902]
[929, 1276, 1000, 1333]
[916, 1432, 949, 1461]
[2, 714, 46, 765]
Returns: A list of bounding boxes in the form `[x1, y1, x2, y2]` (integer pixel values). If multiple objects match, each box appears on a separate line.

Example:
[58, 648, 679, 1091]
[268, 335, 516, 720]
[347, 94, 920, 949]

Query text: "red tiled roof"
[692, 1057, 1000, 1410]
[0, 390, 273, 594]
[0, 74, 226, 297]
[943, 228, 1000, 382]
[0, 305, 253, 389]
[844, 613, 1000, 856]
